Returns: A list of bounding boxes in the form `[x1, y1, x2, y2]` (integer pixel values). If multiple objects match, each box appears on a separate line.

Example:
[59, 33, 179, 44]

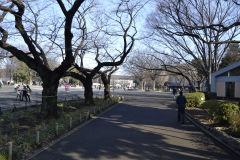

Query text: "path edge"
[186, 112, 240, 158]
[25, 102, 121, 160]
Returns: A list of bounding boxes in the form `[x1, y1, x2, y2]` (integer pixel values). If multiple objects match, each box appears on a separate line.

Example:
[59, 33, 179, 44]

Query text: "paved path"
[31, 92, 238, 160]
[0, 86, 88, 111]
[0, 85, 154, 111]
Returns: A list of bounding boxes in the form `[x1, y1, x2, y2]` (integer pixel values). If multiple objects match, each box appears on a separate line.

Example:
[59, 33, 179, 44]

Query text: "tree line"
[0, 0, 146, 118]
[124, 0, 240, 92]
[1, 0, 240, 118]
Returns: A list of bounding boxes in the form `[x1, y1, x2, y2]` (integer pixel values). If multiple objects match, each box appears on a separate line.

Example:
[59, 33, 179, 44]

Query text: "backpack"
[176, 96, 186, 108]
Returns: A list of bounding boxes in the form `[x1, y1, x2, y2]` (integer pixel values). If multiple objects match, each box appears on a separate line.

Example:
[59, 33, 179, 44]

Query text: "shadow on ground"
[32, 100, 237, 160]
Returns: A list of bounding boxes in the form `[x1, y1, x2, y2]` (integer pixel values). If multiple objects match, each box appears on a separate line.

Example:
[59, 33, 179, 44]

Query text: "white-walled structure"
[211, 61, 240, 98]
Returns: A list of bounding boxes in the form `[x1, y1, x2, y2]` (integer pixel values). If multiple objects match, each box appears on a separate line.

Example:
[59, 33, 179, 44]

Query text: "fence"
[0, 96, 122, 160]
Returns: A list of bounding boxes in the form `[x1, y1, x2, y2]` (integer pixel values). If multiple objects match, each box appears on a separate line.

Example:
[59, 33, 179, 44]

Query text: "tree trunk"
[143, 81, 146, 91]
[185, 77, 196, 92]
[153, 79, 156, 91]
[206, 75, 211, 92]
[101, 73, 111, 100]
[41, 80, 59, 118]
[140, 80, 144, 91]
[28, 70, 32, 85]
[104, 83, 111, 100]
[83, 78, 94, 105]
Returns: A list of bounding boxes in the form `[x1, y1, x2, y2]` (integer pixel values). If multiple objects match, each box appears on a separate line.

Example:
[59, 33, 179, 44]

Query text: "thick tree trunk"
[104, 83, 111, 100]
[83, 78, 94, 105]
[41, 80, 59, 118]
[101, 73, 111, 100]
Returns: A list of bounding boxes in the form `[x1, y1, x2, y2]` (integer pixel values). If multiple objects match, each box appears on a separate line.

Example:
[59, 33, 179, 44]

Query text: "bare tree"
[99, 67, 118, 100]
[0, 0, 87, 118]
[67, 0, 144, 104]
[124, 53, 147, 91]
[146, 0, 240, 91]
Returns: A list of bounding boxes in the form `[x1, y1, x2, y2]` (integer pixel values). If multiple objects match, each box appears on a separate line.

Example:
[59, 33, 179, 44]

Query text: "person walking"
[26, 85, 32, 102]
[176, 91, 187, 124]
[21, 85, 29, 102]
[172, 88, 177, 99]
[16, 84, 22, 100]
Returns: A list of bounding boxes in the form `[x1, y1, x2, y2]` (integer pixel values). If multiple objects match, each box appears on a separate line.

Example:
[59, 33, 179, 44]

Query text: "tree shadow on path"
[32, 102, 238, 160]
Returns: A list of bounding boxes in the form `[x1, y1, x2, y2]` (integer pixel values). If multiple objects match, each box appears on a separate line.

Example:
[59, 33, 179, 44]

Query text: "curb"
[25, 102, 121, 160]
[186, 112, 240, 158]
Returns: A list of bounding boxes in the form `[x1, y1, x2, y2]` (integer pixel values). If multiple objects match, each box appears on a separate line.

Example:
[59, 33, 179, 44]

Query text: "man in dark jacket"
[176, 91, 187, 124]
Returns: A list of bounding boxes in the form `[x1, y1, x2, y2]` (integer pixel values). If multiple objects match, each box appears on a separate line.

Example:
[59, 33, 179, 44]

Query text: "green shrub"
[216, 102, 239, 124]
[185, 92, 205, 108]
[204, 92, 217, 100]
[201, 100, 220, 119]
[229, 112, 240, 136]
[0, 149, 7, 160]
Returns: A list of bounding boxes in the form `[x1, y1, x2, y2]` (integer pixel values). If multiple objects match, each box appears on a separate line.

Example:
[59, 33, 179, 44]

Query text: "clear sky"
[1, 0, 155, 76]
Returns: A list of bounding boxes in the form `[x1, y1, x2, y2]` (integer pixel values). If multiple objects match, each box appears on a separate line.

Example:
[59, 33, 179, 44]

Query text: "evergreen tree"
[220, 43, 240, 68]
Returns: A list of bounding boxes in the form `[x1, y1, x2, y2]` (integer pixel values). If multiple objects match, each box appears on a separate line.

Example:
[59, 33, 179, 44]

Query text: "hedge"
[216, 102, 239, 124]
[201, 100, 220, 119]
[202, 100, 240, 124]
[185, 92, 205, 108]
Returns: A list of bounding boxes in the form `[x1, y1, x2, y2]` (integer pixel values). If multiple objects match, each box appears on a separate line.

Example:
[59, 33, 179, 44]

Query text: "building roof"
[164, 81, 181, 87]
[212, 61, 240, 77]
[111, 75, 134, 80]
[211, 61, 240, 92]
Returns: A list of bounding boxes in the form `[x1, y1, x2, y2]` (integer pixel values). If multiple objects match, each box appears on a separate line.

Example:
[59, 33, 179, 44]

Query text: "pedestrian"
[26, 85, 31, 102]
[172, 88, 177, 99]
[65, 84, 70, 92]
[21, 85, 29, 102]
[16, 85, 22, 100]
[176, 91, 187, 124]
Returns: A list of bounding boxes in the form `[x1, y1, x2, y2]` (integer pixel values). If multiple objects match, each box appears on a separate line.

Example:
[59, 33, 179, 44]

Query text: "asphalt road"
[0, 86, 103, 111]
[0, 85, 147, 111]
[30, 92, 238, 160]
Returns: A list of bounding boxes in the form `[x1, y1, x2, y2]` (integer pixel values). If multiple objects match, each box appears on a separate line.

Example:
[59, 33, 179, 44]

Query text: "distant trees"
[146, 0, 240, 92]
[220, 43, 240, 68]
[124, 52, 147, 91]
[124, 51, 169, 91]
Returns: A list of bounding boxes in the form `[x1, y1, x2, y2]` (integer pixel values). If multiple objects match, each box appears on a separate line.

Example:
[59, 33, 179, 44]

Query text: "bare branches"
[57, 0, 67, 16]
[146, 0, 240, 91]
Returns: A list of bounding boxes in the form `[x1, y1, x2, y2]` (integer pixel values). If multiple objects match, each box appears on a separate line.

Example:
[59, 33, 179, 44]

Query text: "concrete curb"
[25, 102, 120, 160]
[186, 112, 240, 158]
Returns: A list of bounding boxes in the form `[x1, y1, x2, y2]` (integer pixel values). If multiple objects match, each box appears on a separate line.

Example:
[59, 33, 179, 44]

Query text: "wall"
[235, 82, 240, 98]
[216, 82, 225, 97]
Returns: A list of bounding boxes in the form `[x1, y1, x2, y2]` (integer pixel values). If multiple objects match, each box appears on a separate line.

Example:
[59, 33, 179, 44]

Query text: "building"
[111, 75, 135, 88]
[164, 81, 182, 91]
[211, 61, 240, 98]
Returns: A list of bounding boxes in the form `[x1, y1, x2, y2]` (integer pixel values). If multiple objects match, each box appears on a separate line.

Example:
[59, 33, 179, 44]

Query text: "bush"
[229, 112, 240, 137]
[185, 92, 205, 108]
[0, 149, 7, 160]
[216, 102, 239, 124]
[204, 92, 217, 100]
[201, 100, 220, 119]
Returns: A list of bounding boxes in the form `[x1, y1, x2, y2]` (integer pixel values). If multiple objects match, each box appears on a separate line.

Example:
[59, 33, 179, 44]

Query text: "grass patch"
[0, 97, 119, 160]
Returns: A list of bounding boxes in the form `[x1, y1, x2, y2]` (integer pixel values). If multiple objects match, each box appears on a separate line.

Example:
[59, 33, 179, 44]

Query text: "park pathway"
[30, 92, 238, 160]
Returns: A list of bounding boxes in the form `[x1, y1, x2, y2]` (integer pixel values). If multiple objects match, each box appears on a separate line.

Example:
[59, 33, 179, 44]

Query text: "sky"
[0, 0, 155, 76]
